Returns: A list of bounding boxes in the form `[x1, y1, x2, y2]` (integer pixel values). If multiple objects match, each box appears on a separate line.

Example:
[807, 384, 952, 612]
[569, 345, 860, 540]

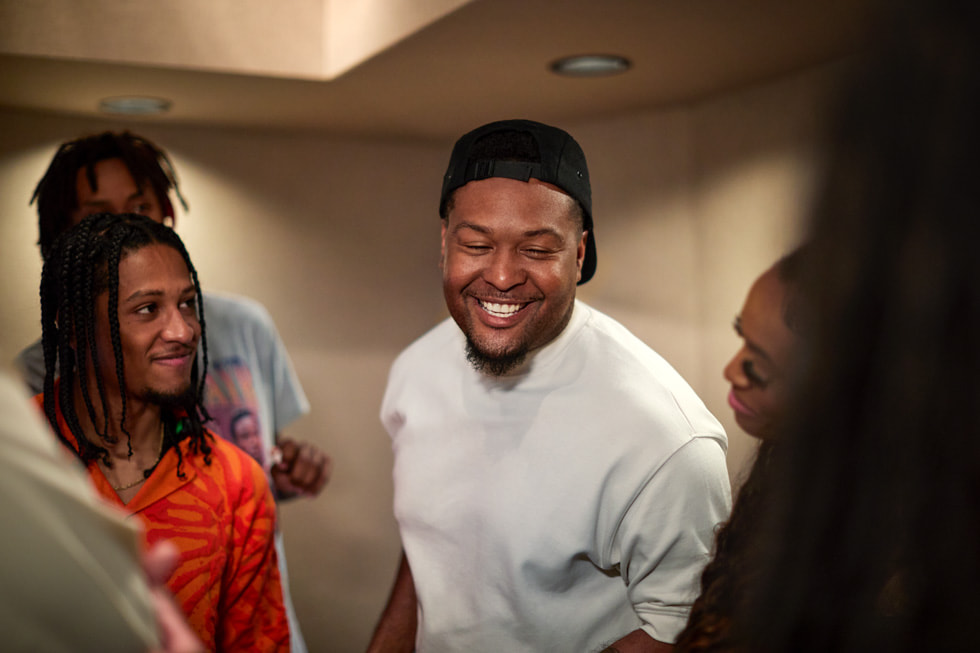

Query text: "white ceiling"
[0, 0, 875, 141]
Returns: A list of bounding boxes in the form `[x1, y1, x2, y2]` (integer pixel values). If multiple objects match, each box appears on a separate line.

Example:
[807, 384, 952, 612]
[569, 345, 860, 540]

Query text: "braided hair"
[32, 131, 188, 260]
[40, 212, 211, 475]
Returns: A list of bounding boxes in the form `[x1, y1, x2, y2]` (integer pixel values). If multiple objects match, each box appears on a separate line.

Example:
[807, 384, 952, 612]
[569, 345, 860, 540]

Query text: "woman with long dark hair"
[745, 1, 980, 650]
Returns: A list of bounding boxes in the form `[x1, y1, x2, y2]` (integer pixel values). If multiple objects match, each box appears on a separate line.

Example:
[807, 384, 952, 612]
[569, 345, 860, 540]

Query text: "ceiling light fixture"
[550, 54, 631, 78]
[98, 96, 172, 115]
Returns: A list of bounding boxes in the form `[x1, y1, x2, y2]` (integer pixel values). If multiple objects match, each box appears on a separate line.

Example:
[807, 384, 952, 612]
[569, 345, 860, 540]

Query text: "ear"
[575, 230, 588, 282]
[439, 219, 448, 272]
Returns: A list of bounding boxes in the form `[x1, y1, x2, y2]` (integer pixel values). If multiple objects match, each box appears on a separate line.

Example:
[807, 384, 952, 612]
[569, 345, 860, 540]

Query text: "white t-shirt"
[381, 300, 732, 651]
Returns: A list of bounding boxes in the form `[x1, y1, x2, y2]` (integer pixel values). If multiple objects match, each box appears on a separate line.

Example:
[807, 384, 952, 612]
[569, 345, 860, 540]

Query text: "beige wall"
[0, 61, 837, 651]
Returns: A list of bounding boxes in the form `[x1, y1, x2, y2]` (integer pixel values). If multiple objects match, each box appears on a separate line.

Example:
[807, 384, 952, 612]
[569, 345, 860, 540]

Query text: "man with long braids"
[17, 130, 329, 652]
[37, 212, 288, 651]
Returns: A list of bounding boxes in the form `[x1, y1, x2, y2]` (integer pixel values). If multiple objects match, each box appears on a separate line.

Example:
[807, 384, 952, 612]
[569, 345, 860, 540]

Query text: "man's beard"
[465, 337, 527, 377]
[141, 384, 195, 410]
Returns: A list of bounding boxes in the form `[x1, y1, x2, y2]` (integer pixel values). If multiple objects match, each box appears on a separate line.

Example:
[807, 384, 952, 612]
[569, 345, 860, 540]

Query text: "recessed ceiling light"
[550, 54, 631, 78]
[98, 96, 172, 115]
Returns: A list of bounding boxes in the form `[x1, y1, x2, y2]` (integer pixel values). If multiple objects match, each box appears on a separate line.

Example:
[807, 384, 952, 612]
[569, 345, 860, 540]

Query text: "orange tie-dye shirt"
[40, 393, 290, 652]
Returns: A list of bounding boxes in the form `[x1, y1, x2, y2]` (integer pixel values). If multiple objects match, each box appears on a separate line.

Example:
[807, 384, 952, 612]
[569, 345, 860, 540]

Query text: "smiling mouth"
[478, 300, 526, 318]
[153, 351, 195, 365]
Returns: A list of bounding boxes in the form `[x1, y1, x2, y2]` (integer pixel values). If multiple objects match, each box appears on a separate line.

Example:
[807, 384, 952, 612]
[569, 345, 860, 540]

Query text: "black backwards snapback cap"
[439, 119, 597, 285]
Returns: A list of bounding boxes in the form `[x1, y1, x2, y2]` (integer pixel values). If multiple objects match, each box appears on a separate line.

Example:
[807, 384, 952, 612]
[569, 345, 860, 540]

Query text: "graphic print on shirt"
[204, 356, 266, 468]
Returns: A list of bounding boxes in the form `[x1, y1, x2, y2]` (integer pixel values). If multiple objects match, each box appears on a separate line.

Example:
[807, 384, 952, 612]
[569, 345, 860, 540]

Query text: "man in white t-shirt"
[368, 119, 731, 652]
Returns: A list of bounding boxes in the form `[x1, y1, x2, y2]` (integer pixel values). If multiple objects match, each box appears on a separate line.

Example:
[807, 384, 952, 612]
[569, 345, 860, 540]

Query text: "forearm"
[600, 629, 674, 653]
[366, 552, 418, 653]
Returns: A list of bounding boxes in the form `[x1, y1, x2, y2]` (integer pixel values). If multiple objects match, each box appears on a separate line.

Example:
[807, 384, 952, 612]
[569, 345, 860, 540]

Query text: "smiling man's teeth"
[479, 301, 522, 317]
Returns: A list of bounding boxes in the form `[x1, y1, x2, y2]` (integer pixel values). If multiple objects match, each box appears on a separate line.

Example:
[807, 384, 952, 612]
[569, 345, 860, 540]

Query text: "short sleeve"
[613, 436, 732, 643]
[244, 299, 310, 434]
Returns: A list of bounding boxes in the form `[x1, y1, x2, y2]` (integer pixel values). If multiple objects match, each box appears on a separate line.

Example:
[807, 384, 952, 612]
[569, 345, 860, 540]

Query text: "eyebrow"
[123, 284, 196, 304]
[81, 189, 147, 207]
[452, 222, 490, 235]
[452, 222, 564, 241]
[734, 315, 774, 364]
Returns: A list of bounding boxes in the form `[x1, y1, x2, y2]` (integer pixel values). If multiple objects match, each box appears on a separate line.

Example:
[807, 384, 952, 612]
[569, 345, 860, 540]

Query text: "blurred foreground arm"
[0, 370, 198, 652]
[144, 541, 205, 653]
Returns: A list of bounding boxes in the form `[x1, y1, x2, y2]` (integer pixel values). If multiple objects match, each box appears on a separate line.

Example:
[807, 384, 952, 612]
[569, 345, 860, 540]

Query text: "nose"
[162, 307, 198, 345]
[484, 247, 526, 291]
[723, 348, 749, 388]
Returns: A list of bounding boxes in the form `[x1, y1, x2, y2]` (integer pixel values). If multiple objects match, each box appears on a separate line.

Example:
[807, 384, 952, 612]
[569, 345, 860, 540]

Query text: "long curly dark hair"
[40, 212, 211, 475]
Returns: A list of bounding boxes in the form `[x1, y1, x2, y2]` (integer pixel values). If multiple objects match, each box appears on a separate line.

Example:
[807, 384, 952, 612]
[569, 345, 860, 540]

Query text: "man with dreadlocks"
[37, 212, 289, 651]
[16, 130, 328, 653]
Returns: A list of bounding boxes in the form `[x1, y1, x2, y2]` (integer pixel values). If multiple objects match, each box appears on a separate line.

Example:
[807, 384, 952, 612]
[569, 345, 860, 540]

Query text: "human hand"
[270, 436, 332, 499]
[143, 540, 205, 653]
